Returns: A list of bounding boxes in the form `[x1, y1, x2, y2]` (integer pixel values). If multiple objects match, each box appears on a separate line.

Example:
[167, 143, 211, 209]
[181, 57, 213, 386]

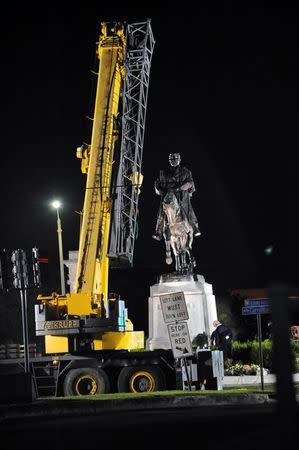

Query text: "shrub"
[231, 340, 251, 363]
[249, 339, 273, 372]
[231, 339, 299, 373]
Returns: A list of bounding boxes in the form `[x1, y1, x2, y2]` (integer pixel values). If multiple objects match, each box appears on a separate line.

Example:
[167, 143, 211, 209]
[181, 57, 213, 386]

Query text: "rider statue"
[152, 152, 201, 241]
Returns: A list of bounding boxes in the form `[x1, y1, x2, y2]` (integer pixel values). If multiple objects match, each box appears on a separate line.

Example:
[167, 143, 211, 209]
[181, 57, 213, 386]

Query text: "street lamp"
[51, 200, 66, 295]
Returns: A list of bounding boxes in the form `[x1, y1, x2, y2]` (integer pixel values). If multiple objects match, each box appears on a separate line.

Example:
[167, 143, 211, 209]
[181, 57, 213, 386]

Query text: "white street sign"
[159, 291, 189, 323]
[167, 322, 193, 358]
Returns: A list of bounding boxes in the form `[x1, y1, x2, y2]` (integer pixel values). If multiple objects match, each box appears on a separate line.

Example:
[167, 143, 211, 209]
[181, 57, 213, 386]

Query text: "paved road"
[1, 402, 298, 450]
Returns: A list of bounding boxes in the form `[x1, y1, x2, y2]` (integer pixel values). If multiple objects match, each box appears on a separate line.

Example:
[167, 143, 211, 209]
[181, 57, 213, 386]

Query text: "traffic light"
[20, 249, 29, 289]
[1, 247, 46, 290]
[11, 249, 28, 289]
[264, 245, 274, 256]
[32, 247, 42, 288]
[11, 250, 22, 289]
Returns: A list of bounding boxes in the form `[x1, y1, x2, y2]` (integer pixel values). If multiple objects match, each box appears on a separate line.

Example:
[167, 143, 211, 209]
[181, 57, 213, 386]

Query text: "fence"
[0, 343, 40, 359]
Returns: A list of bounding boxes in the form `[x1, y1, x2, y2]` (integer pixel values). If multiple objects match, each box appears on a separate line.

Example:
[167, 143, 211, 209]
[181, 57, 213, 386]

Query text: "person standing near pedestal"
[210, 320, 233, 361]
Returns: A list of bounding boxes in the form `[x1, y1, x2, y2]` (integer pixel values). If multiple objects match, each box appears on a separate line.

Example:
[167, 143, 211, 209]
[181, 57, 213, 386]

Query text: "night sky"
[0, 4, 297, 331]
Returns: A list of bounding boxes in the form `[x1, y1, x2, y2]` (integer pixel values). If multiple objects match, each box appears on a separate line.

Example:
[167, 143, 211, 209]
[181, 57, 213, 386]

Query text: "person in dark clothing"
[152, 153, 201, 240]
[210, 320, 233, 360]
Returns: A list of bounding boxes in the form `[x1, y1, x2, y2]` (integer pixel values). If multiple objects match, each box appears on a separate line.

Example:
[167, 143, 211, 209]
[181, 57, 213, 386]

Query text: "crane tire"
[63, 367, 110, 396]
[117, 365, 166, 393]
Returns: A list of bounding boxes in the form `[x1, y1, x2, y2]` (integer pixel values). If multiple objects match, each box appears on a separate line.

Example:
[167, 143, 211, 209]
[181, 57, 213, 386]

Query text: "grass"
[38, 382, 299, 402]
[39, 386, 277, 401]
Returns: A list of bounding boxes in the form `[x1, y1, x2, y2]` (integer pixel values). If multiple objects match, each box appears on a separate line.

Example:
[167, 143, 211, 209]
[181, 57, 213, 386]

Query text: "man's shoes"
[152, 233, 162, 241]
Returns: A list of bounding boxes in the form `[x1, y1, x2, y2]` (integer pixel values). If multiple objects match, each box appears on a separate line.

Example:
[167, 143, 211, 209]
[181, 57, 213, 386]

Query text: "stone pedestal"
[146, 273, 218, 350]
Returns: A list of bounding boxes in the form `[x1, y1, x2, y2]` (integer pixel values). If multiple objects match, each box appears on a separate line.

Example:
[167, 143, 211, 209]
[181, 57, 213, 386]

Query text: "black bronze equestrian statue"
[152, 153, 200, 272]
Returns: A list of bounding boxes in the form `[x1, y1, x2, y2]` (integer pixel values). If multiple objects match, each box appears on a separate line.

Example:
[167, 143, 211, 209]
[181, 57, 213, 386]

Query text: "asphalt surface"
[1, 397, 298, 450]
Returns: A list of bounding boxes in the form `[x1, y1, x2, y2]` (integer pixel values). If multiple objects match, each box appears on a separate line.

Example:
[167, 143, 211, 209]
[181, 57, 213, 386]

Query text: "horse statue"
[162, 190, 196, 273]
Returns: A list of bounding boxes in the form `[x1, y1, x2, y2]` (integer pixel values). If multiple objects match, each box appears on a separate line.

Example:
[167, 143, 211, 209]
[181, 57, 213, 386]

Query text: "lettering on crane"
[43, 320, 80, 330]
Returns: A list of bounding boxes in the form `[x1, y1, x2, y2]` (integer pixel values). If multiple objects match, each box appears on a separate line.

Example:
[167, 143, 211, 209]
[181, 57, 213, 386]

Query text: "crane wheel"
[63, 367, 110, 396]
[117, 366, 166, 393]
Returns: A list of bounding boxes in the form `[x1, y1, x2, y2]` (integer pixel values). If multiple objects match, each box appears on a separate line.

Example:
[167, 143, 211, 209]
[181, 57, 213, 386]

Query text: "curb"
[223, 373, 299, 386]
[0, 393, 271, 423]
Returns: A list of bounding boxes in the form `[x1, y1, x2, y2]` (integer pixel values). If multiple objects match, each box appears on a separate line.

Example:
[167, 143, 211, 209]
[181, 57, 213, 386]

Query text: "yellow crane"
[36, 20, 155, 356]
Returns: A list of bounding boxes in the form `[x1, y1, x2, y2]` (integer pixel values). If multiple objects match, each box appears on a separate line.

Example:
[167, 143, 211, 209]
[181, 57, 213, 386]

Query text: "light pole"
[51, 200, 66, 295]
